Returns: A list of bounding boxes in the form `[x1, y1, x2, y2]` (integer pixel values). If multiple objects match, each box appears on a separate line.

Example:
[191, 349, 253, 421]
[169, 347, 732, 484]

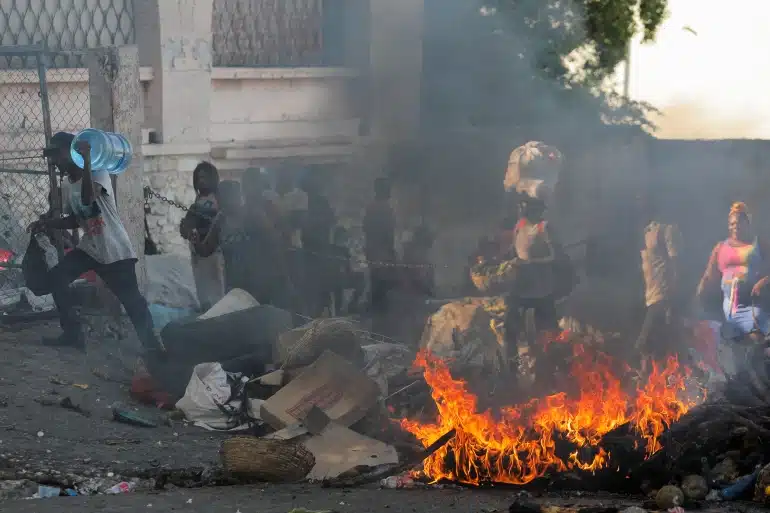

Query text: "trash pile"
[135, 287, 436, 486]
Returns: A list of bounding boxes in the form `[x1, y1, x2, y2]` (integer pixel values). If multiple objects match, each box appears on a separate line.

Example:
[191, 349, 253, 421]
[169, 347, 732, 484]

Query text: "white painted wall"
[618, 0, 770, 139]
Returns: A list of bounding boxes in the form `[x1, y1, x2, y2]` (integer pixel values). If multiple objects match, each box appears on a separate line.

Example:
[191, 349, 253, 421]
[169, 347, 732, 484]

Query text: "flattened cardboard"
[303, 421, 399, 480]
[262, 422, 309, 441]
[260, 350, 379, 430]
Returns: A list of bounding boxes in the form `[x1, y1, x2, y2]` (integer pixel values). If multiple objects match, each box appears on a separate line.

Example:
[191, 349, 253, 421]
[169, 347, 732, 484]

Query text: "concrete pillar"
[88, 46, 147, 290]
[368, 0, 424, 142]
[133, 0, 213, 144]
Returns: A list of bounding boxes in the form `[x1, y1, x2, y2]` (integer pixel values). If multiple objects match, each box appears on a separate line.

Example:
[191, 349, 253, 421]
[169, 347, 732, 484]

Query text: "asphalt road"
[1, 485, 649, 513]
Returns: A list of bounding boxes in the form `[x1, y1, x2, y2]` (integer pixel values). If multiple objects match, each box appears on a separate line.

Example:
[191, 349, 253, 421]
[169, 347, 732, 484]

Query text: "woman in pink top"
[697, 202, 770, 336]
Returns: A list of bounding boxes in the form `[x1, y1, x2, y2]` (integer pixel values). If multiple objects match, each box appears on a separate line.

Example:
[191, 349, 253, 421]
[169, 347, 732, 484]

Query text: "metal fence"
[0, 45, 56, 292]
[212, 0, 324, 67]
[0, 0, 135, 69]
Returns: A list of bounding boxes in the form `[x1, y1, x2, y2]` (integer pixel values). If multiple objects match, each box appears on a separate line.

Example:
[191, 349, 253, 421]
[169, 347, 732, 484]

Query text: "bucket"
[70, 128, 132, 175]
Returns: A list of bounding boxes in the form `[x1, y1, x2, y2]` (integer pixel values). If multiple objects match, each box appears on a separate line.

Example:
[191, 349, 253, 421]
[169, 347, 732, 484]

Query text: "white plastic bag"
[175, 362, 250, 431]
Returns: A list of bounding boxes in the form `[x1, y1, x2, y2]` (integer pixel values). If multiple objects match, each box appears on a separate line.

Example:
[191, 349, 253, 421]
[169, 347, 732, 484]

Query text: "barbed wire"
[144, 186, 444, 271]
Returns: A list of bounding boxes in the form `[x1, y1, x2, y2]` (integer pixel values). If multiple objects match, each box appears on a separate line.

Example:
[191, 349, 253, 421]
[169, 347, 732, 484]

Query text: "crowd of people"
[24, 131, 770, 382]
[178, 163, 436, 321]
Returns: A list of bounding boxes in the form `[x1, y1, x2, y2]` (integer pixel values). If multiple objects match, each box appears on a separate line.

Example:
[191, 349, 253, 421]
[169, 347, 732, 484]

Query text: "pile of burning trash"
[134, 289, 770, 504]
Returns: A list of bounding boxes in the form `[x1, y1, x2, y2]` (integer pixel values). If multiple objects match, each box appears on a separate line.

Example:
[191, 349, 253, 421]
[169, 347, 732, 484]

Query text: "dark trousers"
[635, 299, 673, 361]
[333, 271, 365, 315]
[303, 245, 330, 317]
[369, 267, 393, 314]
[49, 249, 159, 351]
[503, 295, 558, 361]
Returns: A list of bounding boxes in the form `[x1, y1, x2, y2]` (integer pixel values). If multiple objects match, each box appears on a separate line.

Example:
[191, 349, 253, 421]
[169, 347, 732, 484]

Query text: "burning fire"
[401, 339, 701, 485]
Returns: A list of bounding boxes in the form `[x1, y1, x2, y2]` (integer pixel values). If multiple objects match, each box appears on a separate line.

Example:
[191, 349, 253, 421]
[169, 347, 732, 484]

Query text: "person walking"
[28, 132, 165, 361]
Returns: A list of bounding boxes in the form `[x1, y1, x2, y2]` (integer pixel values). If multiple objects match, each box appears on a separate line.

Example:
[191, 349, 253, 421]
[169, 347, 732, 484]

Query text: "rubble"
[680, 475, 708, 500]
[655, 486, 684, 509]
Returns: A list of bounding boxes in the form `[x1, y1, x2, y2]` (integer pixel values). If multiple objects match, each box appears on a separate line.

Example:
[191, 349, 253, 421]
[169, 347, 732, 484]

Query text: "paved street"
[2, 485, 643, 513]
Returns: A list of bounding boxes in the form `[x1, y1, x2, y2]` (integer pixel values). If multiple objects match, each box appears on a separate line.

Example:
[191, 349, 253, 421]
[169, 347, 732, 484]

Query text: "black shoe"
[42, 332, 86, 351]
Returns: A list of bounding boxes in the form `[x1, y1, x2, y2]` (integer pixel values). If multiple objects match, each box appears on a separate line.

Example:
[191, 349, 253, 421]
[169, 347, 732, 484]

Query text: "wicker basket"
[221, 437, 315, 482]
[470, 260, 518, 295]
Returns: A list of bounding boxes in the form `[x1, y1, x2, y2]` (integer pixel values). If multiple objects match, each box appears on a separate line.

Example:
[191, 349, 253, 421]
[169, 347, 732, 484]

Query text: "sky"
[617, 0, 770, 139]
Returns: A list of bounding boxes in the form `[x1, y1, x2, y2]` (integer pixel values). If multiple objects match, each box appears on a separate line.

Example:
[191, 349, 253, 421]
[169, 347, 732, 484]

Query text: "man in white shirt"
[28, 132, 164, 359]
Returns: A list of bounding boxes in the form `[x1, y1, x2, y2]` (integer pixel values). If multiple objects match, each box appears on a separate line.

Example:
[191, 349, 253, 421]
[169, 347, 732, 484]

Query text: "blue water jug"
[70, 128, 132, 175]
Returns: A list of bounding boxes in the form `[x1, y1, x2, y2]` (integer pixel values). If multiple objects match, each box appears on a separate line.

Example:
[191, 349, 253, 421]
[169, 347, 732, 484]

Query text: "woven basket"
[470, 260, 518, 295]
[275, 318, 364, 369]
[221, 437, 315, 482]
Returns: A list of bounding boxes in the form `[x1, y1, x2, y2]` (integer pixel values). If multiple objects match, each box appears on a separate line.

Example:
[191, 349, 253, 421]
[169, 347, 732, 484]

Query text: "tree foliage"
[490, 0, 668, 81]
[420, 0, 668, 133]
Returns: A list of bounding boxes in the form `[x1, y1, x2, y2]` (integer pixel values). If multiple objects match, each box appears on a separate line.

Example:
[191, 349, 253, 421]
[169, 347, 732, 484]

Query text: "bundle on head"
[504, 141, 563, 202]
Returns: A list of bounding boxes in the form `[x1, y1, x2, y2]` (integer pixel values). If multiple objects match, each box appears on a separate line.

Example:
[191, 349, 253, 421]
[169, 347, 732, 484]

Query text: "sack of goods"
[274, 318, 364, 370]
[470, 258, 519, 296]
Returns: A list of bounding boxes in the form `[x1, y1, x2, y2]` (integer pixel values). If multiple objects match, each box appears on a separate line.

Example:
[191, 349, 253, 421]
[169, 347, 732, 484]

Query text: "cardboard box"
[260, 350, 380, 431]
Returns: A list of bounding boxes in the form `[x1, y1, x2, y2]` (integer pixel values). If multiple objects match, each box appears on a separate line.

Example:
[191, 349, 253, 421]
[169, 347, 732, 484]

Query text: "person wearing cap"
[28, 131, 165, 358]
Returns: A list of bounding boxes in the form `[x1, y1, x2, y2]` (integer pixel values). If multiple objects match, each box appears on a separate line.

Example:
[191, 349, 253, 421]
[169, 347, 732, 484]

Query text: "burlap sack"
[419, 298, 506, 375]
[274, 318, 364, 369]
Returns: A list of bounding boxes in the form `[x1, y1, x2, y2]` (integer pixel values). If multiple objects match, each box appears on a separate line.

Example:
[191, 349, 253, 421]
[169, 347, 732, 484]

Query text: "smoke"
[416, 0, 649, 297]
[651, 100, 766, 140]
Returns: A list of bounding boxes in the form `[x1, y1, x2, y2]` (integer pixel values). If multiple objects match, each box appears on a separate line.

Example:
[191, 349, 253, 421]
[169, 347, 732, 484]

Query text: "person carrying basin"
[27, 131, 165, 362]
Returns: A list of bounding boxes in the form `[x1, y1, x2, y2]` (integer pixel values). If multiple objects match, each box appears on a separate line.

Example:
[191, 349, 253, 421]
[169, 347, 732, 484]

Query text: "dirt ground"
[0, 318, 224, 484]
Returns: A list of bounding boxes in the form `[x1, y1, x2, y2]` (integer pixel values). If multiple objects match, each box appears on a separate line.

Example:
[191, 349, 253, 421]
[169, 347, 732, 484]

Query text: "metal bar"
[36, 46, 64, 259]
[0, 44, 44, 57]
[0, 168, 47, 176]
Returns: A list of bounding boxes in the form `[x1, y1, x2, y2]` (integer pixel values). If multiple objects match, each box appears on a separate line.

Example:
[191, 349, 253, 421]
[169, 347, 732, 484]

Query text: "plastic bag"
[175, 362, 252, 431]
[22, 234, 54, 296]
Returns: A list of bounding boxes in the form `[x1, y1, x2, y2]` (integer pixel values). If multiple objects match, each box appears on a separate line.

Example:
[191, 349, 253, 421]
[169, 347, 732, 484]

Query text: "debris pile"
[142, 289, 448, 486]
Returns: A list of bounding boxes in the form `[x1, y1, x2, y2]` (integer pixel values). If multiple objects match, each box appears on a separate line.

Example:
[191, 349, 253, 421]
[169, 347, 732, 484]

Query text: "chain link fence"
[212, 0, 323, 66]
[0, 49, 52, 291]
[0, 0, 135, 69]
[46, 59, 91, 134]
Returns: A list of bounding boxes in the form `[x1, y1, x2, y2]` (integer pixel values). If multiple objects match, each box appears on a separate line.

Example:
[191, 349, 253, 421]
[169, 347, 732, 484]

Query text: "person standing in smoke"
[265, 167, 308, 312]
[241, 168, 292, 309]
[363, 177, 397, 321]
[635, 195, 682, 375]
[180, 161, 224, 311]
[300, 171, 337, 316]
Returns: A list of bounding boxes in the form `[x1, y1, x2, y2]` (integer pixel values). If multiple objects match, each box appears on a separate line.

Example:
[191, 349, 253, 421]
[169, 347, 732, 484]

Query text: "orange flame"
[400, 341, 700, 485]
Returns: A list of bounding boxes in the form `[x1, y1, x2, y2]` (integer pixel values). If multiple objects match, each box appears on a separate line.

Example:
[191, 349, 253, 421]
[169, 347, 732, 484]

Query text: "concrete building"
[0, 0, 425, 255]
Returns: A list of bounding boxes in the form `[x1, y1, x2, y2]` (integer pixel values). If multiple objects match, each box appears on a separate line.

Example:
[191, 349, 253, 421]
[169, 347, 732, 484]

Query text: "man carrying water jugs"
[27, 132, 166, 362]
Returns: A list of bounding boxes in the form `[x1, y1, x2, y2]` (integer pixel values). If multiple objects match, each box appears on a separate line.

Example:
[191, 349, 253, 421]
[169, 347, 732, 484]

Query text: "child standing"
[180, 162, 224, 311]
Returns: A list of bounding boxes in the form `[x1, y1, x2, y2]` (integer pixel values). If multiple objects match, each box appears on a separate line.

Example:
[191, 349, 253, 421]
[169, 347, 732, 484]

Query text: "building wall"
[0, 0, 427, 286]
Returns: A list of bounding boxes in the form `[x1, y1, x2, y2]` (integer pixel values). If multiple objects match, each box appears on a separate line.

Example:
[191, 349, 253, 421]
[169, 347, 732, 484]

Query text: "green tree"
[421, 0, 668, 132]
[491, 0, 668, 82]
